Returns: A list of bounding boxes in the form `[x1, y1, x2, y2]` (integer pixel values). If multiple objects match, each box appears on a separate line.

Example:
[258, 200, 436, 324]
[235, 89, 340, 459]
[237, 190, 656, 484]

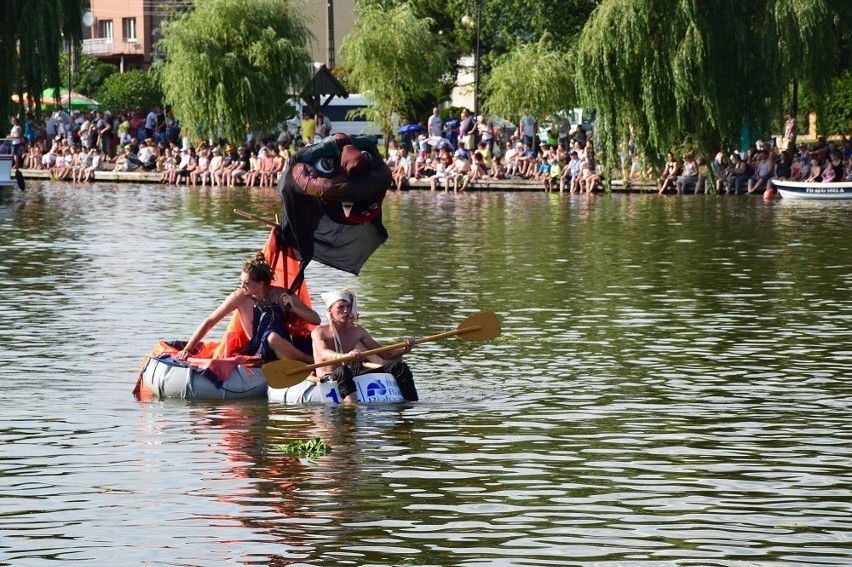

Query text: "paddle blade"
[457, 311, 501, 341]
[264, 359, 314, 389]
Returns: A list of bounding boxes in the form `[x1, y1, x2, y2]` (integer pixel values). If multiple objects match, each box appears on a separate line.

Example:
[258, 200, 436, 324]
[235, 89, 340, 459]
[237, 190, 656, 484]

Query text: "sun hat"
[321, 288, 358, 318]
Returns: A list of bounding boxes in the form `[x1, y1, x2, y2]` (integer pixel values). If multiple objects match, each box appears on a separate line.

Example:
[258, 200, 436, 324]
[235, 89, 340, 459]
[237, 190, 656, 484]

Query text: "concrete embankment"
[17, 168, 658, 193]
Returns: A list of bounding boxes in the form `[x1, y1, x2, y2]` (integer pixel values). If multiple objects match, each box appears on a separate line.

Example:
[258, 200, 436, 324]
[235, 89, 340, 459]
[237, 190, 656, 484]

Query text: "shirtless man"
[312, 289, 418, 403]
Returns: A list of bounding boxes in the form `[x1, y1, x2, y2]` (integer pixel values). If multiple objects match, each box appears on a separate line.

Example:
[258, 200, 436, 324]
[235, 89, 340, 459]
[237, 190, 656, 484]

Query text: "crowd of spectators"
[382, 105, 852, 195]
[385, 108, 599, 193]
[8, 104, 851, 195]
[651, 136, 852, 196]
[9, 106, 296, 186]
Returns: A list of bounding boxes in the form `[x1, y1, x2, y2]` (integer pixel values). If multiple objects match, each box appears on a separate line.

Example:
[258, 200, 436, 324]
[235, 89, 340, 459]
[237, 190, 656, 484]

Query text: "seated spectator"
[191, 150, 211, 186]
[503, 142, 522, 177]
[270, 147, 287, 185]
[114, 144, 142, 172]
[81, 149, 102, 182]
[228, 147, 251, 187]
[244, 151, 262, 187]
[489, 155, 506, 179]
[580, 155, 599, 194]
[70, 146, 88, 183]
[657, 152, 679, 194]
[208, 147, 225, 186]
[50, 146, 75, 180]
[451, 153, 472, 191]
[170, 147, 195, 185]
[790, 152, 803, 180]
[41, 143, 59, 171]
[675, 153, 699, 194]
[826, 151, 844, 183]
[258, 147, 277, 187]
[726, 153, 749, 194]
[806, 156, 823, 182]
[386, 138, 400, 169]
[429, 153, 455, 191]
[477, 141, 493, 170]
[747, 149, 775, 194]
[628, 154, 642, 182]
[564, 151, 582, 193]
[516, 143, 537, 178]
[459, 150, 488, 191]
[544, 153, 561, 193]
[159, 148, 177, 183]
[392, 148, 413, 191]
[136, 140, 157, 170]
[24, 141, 44, 170]
[694, 156, 709, 194]
[534, 144, 551, 181]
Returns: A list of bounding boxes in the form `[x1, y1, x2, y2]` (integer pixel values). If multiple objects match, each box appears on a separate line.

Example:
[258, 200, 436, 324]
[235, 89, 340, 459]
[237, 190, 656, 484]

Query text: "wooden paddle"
[263, 311, 501, 389]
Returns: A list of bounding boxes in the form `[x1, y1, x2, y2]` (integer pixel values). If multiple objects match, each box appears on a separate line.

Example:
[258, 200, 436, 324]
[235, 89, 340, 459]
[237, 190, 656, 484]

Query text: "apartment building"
[81, 0, 355, 71]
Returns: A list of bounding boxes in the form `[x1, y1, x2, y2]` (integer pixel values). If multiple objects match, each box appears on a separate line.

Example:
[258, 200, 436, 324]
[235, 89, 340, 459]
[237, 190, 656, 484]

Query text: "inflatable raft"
[136, 351, 406, 404]
[268, 373, 405, 404]
[137, 356, 268, 400]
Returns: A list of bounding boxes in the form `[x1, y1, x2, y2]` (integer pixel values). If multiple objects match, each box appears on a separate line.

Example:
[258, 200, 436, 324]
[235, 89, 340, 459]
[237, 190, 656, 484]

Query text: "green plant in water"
[279, 437, 332, 459]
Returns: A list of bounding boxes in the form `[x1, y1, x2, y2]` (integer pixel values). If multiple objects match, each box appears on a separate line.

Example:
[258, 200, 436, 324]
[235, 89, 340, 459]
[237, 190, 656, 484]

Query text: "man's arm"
[358, 330, 414, 361]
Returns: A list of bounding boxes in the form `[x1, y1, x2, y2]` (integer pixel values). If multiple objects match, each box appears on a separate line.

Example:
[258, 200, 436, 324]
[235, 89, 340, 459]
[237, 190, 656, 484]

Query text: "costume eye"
[314, 157, 336, 174]
[361, 150, 373, 161]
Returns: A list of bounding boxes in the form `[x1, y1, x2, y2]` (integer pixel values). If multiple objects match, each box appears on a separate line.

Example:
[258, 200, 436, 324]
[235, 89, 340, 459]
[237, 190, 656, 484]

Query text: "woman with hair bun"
[175, 252, 320, 363]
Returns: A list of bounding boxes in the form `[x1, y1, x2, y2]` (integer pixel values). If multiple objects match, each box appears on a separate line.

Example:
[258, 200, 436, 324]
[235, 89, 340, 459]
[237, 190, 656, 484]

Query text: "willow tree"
[338, 3, 450, 135]
[576, 0, 838, 172]
[157, 0, 313, 144]
[482, 35, 576, 124]
[0, 0, 84, 132]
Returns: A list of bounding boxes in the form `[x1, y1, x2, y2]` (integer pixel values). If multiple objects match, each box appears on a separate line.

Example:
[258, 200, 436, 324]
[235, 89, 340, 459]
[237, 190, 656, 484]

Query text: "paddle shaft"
[234, 208, 277, 228]
[282, 324, 483, 377]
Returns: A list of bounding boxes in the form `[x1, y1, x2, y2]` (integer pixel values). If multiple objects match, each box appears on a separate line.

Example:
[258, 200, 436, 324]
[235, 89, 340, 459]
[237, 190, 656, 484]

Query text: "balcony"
[82, 38, 114, 55]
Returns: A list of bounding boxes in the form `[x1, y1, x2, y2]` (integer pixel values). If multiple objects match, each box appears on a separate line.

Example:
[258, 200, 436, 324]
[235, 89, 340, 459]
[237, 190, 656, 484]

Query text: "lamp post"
[461, 0, 482, 117]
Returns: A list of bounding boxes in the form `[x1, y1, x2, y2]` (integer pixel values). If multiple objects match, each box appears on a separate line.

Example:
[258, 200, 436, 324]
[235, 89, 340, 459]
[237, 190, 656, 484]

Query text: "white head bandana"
[321, 288, 358, 318]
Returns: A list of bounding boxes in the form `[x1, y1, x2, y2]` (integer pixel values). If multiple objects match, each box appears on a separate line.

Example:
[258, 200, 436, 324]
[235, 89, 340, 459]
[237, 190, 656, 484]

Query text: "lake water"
[1, 183, 851, 566]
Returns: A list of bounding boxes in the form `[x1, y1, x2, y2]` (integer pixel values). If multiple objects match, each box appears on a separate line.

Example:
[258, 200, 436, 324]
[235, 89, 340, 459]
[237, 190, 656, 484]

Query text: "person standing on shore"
[9, 117, 23, 169]
[428, 107, 443, 138]
[144, 106, 158, 140]
[459, 109, 475, 151]
[518, 109, 536, 148]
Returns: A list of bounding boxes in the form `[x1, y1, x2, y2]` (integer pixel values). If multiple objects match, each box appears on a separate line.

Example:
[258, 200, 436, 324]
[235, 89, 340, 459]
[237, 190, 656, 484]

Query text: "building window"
[98, 19, 113, 40]
[123, 18, 137, 42]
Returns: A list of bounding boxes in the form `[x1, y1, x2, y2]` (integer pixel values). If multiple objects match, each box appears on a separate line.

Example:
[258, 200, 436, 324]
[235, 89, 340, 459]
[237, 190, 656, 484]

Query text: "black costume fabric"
[277, 133, 391, 281]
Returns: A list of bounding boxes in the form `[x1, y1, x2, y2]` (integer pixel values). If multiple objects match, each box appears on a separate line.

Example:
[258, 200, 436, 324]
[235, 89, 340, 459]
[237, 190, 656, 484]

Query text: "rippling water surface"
[1, 183, 851, 566]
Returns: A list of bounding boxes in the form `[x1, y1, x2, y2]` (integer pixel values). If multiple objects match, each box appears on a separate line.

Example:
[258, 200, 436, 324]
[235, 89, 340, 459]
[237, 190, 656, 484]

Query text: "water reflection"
[0, 183, 850, 565]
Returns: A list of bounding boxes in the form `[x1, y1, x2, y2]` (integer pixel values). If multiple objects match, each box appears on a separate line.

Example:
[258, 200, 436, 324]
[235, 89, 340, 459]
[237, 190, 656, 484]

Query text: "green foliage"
[353, 0, 599, 121]
[0, 0, 85, 131]
[821, 71, 852, 135]
[157, 0, 313, 144]
[98, 71, 163, 114]
[58, 52, 117, 99]
[478, 0, 600, 54]
[339, 3, 450, 130]
[804, 70, 852, 136]
[482, 35, 576, 124]
[279, 437, 332, 459]
[576, 0, 839, 172]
